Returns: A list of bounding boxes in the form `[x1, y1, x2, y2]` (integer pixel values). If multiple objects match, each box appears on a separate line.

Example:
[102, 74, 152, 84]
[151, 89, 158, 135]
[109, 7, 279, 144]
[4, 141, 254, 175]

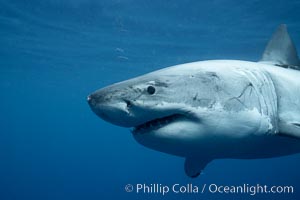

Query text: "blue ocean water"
[1, 0, 300, 199]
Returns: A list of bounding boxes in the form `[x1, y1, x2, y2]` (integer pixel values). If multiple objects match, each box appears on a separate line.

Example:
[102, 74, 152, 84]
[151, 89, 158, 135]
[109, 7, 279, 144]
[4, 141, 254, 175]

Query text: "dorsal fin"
[260, 24, 300, 69]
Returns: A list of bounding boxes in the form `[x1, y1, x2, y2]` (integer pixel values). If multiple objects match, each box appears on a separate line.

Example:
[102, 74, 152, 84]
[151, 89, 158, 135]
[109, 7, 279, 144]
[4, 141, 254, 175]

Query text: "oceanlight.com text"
[124, 183, 294, 196]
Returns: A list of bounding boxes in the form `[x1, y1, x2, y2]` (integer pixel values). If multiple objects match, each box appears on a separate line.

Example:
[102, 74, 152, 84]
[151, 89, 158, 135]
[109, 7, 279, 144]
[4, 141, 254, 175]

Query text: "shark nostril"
[124, 99, 132, 108]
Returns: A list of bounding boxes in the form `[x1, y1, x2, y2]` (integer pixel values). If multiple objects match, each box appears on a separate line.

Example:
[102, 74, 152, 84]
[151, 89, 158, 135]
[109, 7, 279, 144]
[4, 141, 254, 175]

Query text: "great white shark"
[87, 24, 300, 178]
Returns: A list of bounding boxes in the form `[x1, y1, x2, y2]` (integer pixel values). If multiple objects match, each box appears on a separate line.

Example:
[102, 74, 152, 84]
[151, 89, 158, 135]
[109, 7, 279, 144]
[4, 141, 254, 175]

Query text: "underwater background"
[1, 0, 300, 199]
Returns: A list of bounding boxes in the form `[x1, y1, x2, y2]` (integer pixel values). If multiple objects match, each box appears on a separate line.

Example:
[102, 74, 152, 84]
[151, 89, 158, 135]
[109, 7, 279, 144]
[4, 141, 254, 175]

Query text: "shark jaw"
[130, 114, 186, 135]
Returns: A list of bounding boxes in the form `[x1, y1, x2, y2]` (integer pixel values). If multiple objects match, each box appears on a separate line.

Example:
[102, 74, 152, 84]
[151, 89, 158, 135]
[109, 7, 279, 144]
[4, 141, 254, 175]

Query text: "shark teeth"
[131, 114, 183, 134]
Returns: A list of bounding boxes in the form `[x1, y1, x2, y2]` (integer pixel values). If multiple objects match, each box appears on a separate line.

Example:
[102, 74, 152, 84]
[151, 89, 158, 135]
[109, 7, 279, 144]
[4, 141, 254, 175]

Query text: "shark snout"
[87, 90, 137, 127]
[87, 91, 109, 116]
[87, 92, 107, 106]
[87, 91, 112, 110]
[87, 94, 94, 106]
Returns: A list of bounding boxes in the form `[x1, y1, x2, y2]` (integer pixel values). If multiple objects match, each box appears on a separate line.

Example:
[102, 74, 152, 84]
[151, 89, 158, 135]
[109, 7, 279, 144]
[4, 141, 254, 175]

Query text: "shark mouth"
[131, 114, 185, 134]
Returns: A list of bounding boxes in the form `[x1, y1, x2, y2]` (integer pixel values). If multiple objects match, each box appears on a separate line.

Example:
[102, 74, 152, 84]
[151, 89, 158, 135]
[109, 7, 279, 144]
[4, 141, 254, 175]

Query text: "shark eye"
[147, 86, 156, 95]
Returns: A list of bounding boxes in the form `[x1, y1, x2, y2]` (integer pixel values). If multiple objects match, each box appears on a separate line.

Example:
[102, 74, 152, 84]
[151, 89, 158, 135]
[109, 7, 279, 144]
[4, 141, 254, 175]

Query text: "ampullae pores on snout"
[88, 25, 300, 178]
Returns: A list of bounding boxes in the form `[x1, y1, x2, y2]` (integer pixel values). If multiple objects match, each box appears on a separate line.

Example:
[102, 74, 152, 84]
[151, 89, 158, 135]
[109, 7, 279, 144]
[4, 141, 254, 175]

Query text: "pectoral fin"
[184, 157, 211, 178]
